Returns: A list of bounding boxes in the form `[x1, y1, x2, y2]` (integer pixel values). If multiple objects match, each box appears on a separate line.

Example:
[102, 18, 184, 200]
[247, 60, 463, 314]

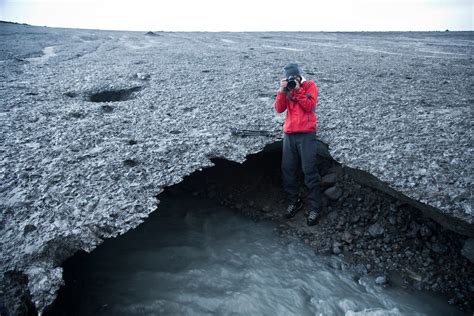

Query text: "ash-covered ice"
[0, 21, 473, 314]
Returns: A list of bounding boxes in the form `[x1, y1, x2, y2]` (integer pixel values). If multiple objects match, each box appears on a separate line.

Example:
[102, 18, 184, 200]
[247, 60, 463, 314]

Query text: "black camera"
[286, 76, 298, 90]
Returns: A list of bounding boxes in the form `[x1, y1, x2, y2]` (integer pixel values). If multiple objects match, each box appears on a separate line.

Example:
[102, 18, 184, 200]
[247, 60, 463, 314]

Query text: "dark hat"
[284, 63, 301, 78]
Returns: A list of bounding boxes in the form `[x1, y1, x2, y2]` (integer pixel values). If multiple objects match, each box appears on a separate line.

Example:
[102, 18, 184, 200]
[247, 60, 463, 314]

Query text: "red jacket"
[274, 80, 318, 134]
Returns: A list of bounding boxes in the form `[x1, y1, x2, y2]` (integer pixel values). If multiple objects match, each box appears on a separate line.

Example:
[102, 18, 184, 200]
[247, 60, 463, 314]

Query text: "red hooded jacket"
[274, 80, 318, 134]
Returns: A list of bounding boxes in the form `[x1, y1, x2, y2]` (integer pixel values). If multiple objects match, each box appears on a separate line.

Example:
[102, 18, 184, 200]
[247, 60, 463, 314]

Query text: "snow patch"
[26, 46, 56, 64]
[262, 45, 304, 51]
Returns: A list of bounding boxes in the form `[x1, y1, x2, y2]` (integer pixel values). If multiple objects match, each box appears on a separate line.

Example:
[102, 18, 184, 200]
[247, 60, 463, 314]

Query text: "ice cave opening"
[43, 141, 474, 314]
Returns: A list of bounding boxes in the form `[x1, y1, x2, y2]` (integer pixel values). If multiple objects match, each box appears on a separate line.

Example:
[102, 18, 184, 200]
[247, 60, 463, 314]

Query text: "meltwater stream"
[48, 195, 465, 316]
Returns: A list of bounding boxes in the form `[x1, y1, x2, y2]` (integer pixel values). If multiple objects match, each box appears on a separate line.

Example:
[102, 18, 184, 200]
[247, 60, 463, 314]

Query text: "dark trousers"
[282, 132, 321, 211]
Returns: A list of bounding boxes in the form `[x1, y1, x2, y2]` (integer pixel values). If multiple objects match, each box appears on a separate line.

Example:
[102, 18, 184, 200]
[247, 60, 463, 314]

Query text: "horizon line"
[1, 20, 473, 33]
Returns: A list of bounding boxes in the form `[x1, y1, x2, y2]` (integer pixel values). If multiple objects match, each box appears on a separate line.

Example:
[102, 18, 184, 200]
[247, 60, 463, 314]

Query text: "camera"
[286, 76, 298, 90]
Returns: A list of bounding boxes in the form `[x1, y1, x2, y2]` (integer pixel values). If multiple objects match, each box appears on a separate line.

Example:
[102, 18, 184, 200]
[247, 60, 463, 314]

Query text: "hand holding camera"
[279, 79, 288, 92]
[279, 76, 300, 92]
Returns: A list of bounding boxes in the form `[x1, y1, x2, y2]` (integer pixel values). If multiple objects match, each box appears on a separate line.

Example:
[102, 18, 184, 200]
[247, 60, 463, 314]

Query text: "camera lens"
[287, 79, 296, 90]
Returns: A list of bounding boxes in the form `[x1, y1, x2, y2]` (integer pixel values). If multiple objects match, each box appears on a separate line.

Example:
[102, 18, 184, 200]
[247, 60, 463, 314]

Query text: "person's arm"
[274, 79, 289, 113]
[275, 91, 288, 113]
[293, 82, 318, 112]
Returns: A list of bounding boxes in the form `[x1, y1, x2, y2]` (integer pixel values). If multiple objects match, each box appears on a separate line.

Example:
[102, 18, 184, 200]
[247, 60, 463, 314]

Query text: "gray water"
[51, 195, 465, 315]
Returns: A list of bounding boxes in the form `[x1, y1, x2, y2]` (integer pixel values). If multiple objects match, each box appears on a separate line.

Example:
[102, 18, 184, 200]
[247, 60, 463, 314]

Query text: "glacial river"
[47, 195, 465, 315]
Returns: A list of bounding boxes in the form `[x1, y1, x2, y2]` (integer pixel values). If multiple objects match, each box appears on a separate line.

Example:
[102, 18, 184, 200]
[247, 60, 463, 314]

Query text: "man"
[274, 63, 321, 226]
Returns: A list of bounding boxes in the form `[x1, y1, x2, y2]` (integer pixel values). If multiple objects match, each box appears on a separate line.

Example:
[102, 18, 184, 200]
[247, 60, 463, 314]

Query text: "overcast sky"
[0, 0, 472, 32]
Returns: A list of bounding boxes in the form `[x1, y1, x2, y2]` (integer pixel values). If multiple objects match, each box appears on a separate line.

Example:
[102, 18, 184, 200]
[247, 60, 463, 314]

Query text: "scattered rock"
[320, 173, 337, 187]
[408, 221, 421, 238]
[145, 31, 160, 36]
[68, 111, 86, 119]
[324, 186, 343, 201]
[368, 223, 385, 238]
[136, 73, 151, 80]
[23, 224, 36, 236]
[375, 275, 389, 285]
[431, 242, 448, 254]
[328, 260, 342, 270]
[468, 283, 474, 293]
[355, 263, 368, 275]
[64, 91, 77, 98]
[419, 224, 432, 238]
[461, 239, 474, 263]
[350, 214, 360, 224]
[100, 105, 114, 113]
[207, 190, 216, 198]
[404, 268, 422, 282]
[342, 231, 353, 243]
[388, 215, 397, 225]
[123, 159, 139, 167]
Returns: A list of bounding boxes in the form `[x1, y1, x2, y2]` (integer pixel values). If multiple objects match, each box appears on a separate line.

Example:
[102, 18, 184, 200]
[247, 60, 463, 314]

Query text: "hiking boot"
[285, 199, 303, 219]
[307, 210, 321, 226]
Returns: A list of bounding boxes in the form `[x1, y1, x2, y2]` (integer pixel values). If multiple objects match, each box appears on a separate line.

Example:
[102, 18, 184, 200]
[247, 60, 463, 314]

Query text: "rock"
[320, 173, 337, 187]
[261, 205, 271, 213]
[350, 214, 360, 224]
[342, 231, 353, 243]
[332, 242, 342, 254]
[375, 275, 389, 285]
[368, 223, 385, 238]
[328, 260, 342, 270]
[23, 224, 36, 236]
[421, 247, 430, 258]
[207, 190, 216, 198]
[455, 291, 464, 300]
[468, 282, 474, 292]
[388, 215, 397, 225]
[404, 269, 422, 282]
[419, 224, 432, 238]
[407, 221, 421, 238]
[431, 282, 440, 291]
[337, 218, 346, 227]
[324, 186, 343, 201]
[136, 73, 151, 80]
[353, 228, 363, 237]
[461, 238, 474, 263]
[431, 242, 448, 254]
[145, 31, 160, 36]
[326, 211, 338, 222]
[355, 264, 368, 275]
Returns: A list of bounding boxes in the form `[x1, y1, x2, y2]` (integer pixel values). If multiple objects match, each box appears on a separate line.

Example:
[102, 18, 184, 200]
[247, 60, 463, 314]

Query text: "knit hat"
[284, 63, 301, 78]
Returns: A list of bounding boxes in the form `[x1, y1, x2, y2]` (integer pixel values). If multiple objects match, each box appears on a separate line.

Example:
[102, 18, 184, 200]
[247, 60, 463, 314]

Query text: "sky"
[0, 0, 472, 32]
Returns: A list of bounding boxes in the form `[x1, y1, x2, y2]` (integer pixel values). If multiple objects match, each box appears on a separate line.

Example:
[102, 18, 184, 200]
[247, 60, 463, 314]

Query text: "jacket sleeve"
[293, 82, 318, 112]
[274, 91, 288, 113]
